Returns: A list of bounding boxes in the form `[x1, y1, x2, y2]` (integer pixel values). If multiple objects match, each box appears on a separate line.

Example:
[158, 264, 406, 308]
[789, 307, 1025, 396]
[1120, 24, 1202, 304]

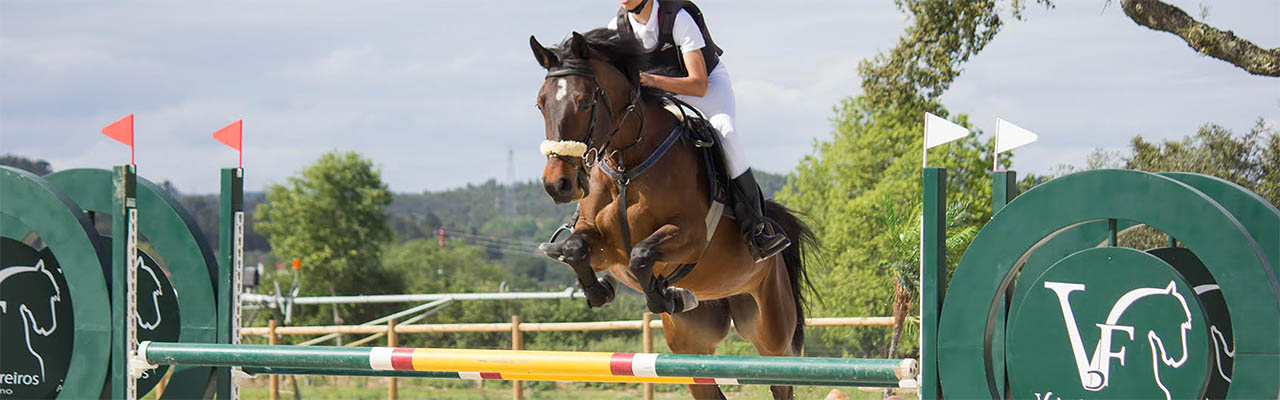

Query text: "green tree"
[0, 154, 53, 176]
[1066, 119, 1279, 249]
[255, 151, 399, 323]
[776, 98, 998, 356]
[859, 0, 1053, 111]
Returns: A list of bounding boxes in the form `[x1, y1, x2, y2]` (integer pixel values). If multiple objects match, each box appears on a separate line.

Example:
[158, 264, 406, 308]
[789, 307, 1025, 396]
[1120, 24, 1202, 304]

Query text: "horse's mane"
[551, 28, 668, 104]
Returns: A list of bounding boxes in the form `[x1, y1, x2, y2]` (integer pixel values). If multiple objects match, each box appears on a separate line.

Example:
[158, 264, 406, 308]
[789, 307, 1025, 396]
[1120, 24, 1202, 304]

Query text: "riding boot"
[731, 169, 791, 262]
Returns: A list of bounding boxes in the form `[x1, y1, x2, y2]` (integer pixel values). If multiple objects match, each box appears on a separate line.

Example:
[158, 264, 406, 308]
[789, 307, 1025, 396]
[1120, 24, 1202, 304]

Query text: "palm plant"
[873, 197, 979, 362]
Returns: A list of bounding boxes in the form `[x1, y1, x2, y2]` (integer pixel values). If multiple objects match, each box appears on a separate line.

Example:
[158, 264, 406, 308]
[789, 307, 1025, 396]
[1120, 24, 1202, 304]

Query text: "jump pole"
[137, 342, 919, 388]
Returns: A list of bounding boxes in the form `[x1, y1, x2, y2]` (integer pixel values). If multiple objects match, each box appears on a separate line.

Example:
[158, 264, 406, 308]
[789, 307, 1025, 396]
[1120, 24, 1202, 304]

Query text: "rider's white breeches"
[675, 64, 750, 178]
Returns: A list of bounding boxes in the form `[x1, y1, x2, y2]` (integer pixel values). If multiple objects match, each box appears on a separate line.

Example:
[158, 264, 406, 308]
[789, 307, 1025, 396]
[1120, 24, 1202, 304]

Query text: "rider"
[607, 0, 790, 261]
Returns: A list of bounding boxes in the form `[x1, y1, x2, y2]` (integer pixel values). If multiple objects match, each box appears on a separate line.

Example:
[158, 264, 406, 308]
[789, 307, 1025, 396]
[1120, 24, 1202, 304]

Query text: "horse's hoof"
[584, 277, 616, 308]
[538, 242, 563, 259]
[666, 286, 698, 313]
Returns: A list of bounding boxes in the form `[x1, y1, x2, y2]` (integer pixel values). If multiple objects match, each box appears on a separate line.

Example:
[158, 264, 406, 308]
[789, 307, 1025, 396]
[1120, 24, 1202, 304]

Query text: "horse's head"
[530, 30, 643, 204]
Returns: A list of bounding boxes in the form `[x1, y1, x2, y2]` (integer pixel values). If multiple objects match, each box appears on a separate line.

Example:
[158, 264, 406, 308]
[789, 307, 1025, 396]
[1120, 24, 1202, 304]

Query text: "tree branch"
[1120, 0, 1279, 77]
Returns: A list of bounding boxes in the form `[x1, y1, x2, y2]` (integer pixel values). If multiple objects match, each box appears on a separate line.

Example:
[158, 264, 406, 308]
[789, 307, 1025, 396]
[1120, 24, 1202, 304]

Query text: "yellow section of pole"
[269, 319, 279, 400]
[512, 315, 524, 400]
[642, 312, 654, 400]
[387, 319, 398, 400]
[407, 348, 615, 375]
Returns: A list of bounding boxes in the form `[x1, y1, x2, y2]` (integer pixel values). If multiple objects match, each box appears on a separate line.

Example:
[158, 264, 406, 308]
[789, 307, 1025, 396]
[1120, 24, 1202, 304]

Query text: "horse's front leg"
[630, 223, 703, 314]
[540, 230, 617, 308]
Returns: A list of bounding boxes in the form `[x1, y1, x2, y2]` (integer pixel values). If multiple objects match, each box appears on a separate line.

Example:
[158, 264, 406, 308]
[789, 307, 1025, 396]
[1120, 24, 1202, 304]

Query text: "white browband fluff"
[540, 140, 588, 158]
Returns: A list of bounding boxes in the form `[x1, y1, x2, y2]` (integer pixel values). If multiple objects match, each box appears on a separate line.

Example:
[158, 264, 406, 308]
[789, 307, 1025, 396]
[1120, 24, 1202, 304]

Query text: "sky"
[2, 1, 1277, 194]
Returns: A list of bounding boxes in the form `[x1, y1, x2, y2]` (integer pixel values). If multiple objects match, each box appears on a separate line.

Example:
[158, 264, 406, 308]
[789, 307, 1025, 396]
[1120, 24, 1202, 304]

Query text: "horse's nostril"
[556, 177, 572, 193]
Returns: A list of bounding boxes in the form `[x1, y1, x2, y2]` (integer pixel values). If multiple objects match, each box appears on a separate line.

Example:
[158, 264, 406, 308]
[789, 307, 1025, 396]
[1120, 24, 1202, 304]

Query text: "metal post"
[269, 320, 279, 400]
[111, 165, 138, 400]
[921, 167, 947, 399]
[642, 312, 654, 400]
[512, 315, 523, 400]
[217, 168, 244, 400]
[388, 319, 398, 400]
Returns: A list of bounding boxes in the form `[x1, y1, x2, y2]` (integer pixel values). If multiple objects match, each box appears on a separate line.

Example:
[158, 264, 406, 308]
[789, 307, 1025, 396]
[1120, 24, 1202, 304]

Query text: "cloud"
[2, 0, 1276, 194]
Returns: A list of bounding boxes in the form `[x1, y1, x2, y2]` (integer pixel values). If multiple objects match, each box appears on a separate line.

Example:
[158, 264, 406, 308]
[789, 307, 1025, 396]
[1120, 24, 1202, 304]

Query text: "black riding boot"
[732, 169, 791, 262]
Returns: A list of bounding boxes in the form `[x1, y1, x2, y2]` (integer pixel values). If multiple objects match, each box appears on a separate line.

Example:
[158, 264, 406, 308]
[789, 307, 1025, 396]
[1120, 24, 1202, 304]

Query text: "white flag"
[995, 118, 1038, 154]
[924, 113, 971, 149]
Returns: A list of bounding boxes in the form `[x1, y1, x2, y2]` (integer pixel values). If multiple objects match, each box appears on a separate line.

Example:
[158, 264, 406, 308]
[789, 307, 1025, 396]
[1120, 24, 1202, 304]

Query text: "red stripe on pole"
[609, 352, 635, 376]
[692, 377, 717, 384]
[480, 372, 502, 380]
[390, 347, 415, 371]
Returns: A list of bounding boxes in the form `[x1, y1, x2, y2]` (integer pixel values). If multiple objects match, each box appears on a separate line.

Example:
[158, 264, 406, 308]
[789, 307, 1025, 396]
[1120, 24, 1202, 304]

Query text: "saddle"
[661, 99, 739, 222]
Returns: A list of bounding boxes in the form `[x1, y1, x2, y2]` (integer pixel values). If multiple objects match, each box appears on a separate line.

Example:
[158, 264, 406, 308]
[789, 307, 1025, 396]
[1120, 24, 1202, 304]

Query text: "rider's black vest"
[614, 0, 723, 78]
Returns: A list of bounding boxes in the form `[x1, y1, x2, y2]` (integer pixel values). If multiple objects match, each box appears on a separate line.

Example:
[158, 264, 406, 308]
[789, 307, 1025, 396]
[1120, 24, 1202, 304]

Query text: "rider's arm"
[640, 9, 709, 97]
[641, 51, 708, 97]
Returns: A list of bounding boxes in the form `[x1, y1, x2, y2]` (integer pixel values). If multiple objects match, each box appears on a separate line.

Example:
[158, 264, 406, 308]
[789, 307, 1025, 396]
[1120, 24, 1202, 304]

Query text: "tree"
[0, 154, 53, 176]
[1057, 119, 1277, 249]
[859, 0, 1054, 111]
[776, 98, 999, 356]
[255, 151, 398, 322]
[1115, 0, 1279, 77]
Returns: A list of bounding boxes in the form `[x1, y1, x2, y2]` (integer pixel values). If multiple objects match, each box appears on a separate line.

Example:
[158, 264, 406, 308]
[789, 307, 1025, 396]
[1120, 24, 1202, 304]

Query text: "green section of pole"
[111, 165, 138, 400]
[992, 170, 1018, 214]
[217, 168, 244, 399]
[238, 367, 895, 388]
[920, 167, 946, 399]
[145, 343, 375, 370]
[653, 354, 901, 385]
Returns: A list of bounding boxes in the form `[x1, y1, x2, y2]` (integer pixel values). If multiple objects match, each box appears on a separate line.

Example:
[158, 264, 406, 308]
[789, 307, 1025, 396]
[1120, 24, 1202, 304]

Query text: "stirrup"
[746, 222, 790, 262]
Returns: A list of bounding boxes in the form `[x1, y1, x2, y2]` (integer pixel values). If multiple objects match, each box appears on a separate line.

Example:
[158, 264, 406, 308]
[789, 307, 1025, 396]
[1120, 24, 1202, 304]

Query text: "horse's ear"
[530, 35, 558, 69]
[569, 31, 590, 60]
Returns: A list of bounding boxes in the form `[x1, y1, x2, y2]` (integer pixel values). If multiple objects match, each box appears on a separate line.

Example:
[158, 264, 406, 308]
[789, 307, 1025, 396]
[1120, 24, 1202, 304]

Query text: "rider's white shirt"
[607, 2, 705, 54]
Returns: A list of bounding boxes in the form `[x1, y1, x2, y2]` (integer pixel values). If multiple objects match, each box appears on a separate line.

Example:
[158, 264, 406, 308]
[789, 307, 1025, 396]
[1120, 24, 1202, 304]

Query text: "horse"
[530, 29, 816, 400]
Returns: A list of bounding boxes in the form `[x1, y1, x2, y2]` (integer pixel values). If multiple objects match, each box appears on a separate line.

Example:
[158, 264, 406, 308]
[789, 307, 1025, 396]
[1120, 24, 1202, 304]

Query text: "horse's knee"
[562, 235, 589, 263]
[629, 244, 657, 267]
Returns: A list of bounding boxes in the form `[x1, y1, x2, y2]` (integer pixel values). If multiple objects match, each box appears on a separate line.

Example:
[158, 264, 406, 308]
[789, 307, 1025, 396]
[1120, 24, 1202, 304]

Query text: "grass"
[237, 376, 906, 399]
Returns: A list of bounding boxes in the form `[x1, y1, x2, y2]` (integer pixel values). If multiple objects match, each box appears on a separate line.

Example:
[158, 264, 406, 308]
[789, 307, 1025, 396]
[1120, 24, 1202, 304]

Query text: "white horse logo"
[136, 255, 164, 331]
[0, 260, 61, 379]
[1043, 280, 1194, 400]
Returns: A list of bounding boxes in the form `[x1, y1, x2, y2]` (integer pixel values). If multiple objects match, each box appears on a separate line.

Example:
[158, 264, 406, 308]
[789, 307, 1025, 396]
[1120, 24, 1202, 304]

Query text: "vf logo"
[1042, 280, 1195, 400]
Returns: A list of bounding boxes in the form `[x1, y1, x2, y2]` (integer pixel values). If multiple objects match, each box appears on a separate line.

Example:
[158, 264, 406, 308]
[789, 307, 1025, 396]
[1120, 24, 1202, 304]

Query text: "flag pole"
[993, 121, 999, 172]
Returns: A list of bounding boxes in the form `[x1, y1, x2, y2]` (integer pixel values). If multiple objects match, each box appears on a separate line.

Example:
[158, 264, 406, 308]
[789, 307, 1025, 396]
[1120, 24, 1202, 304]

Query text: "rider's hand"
[639, 72, 655, 88]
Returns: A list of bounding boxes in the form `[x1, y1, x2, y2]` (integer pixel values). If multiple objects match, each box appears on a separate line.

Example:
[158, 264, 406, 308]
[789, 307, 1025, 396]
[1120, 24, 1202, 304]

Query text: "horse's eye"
[535, 103, 543, 111]
[577, 101, 591, 112]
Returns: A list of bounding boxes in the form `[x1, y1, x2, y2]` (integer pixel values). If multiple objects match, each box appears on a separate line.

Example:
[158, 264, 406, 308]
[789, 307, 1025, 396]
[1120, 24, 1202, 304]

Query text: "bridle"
[541, 58, 646, 174]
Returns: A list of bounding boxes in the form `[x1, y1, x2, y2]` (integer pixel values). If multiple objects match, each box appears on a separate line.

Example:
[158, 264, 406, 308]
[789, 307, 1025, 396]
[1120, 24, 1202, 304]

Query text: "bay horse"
[530, 29, 816, 400]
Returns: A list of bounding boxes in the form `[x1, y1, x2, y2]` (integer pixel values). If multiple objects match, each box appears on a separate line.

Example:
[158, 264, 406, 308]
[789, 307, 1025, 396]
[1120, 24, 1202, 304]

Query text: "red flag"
[102, 114, 134, 164]
[212, 120, 242, 150]
[212, 120, 243, 168]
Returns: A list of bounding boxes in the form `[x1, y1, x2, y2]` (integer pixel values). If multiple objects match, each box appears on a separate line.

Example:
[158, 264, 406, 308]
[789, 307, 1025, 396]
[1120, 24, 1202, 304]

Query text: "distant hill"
[387, 169, 789, 243]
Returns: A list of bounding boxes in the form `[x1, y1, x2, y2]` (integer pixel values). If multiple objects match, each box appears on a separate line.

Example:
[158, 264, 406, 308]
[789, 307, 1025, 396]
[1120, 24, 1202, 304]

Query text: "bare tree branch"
[1120, 0, 1279, 77]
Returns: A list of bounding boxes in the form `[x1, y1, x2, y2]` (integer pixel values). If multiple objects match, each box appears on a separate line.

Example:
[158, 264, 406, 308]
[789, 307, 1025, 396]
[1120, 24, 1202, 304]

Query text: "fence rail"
[239, 316, 906, 337]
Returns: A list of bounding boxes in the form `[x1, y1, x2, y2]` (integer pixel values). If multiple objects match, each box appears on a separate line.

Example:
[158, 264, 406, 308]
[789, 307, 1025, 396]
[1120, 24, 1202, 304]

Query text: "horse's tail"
[763, 200, 818, 354]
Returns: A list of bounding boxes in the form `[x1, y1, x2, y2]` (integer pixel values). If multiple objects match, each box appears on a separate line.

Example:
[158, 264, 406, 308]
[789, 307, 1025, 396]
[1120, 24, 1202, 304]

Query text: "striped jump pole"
[137, 342, 918, 388]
